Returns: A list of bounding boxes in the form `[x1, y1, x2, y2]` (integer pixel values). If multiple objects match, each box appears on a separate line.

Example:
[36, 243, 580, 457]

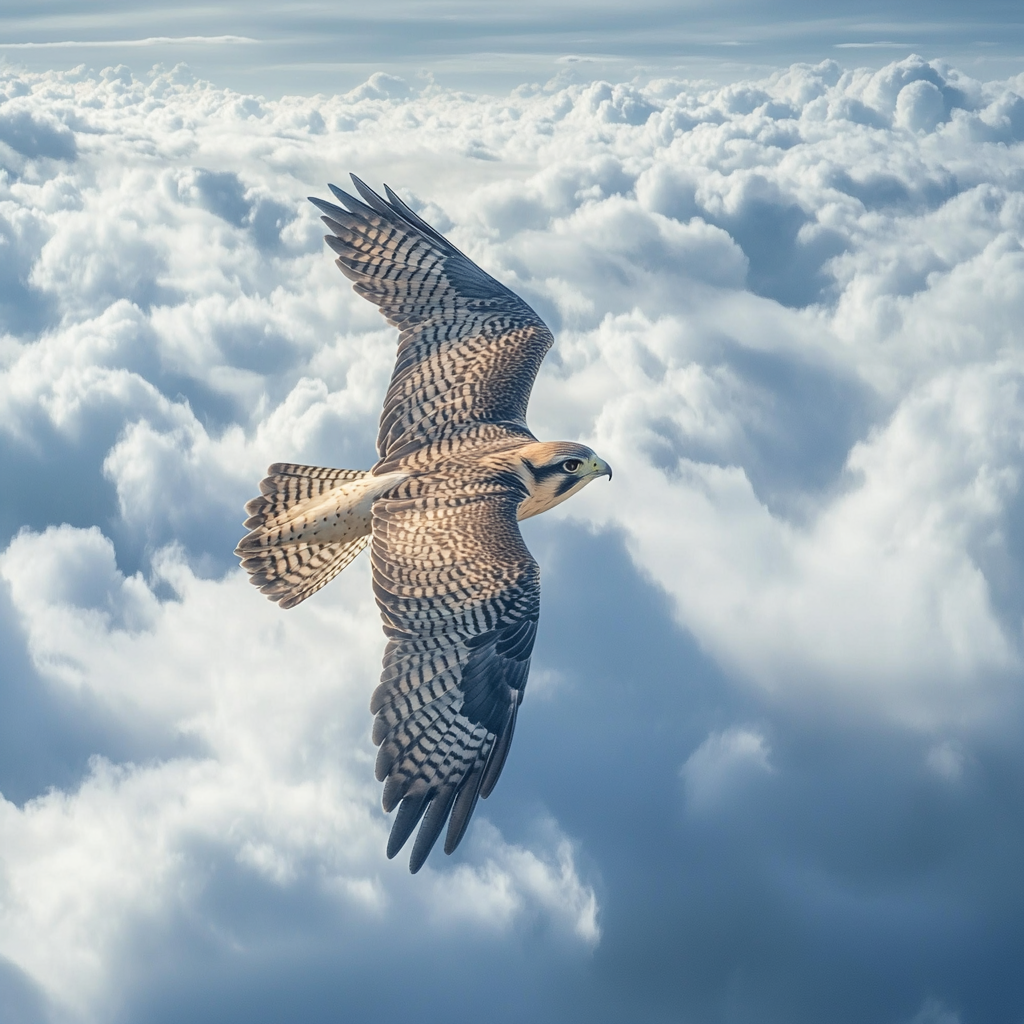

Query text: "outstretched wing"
[369, 485, 538, 873]
[309, 176, 553, 461]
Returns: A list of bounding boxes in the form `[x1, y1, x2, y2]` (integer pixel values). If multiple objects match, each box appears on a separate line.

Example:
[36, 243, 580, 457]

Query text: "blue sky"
[2, 4, 1024, 1024]
[3, 0, 1024, 94]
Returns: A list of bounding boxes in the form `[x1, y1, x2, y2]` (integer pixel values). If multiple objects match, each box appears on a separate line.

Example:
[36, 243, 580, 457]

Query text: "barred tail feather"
[239, 535, 369, 609]
[236, 463, 390, 609]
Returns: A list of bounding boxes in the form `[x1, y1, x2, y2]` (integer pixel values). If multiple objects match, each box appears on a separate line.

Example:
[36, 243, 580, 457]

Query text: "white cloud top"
[1, 52, 1023, 1022]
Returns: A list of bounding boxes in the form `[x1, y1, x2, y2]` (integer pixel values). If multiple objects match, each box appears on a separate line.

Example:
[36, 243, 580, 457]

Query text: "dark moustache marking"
[555, 475, 580, 497]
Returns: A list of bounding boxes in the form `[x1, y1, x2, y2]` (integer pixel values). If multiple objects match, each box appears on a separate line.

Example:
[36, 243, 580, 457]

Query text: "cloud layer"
[2, 53, 1024, 1023]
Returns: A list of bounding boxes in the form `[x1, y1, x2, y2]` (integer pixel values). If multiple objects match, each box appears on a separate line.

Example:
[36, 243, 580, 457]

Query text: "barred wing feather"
[369, 489, 539, 872]
[309, 176, 553, 460]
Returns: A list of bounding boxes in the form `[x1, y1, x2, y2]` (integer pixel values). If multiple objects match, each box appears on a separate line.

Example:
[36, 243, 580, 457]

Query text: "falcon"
[236, 176, 611, 873]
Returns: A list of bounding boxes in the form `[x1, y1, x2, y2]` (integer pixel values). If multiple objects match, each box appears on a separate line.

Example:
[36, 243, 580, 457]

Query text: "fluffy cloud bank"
[0, 527, 598, 1017]
[2, 54, 1024, 1023]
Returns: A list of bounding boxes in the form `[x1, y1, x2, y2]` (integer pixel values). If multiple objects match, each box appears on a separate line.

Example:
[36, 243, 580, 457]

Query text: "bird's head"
[514, 441, 612, 521]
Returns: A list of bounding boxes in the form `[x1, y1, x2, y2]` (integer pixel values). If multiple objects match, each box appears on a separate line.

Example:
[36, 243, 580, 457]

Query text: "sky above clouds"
[3, 7, 1024, 1024]
[3, 0, 1024, 94]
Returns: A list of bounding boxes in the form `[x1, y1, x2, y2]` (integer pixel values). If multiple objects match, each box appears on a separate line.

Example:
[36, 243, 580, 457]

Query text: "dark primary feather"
[309, 176, 554, 462]
[368, 488, 538, 872]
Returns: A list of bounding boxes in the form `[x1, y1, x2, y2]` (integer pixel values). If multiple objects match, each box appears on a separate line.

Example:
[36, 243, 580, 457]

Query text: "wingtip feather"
[408, 787, 458, 874]
[308, 196, 347, 219]
[349, 174, 395, 218]
[444, 773, 483, 855]
[328, 181, 373, 215]
[387, 792, 430, 859]
[480, 703, 518, 799]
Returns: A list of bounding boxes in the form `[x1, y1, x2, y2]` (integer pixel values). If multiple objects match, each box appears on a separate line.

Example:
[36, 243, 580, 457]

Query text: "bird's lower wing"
[369, 488, 539, 872]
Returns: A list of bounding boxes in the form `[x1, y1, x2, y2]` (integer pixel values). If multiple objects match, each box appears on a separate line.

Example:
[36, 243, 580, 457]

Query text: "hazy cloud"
[1, 51, 1023, 1023]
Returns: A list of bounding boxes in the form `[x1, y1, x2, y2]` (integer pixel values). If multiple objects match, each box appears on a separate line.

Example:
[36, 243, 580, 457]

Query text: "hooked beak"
[592, 456, 613, 481]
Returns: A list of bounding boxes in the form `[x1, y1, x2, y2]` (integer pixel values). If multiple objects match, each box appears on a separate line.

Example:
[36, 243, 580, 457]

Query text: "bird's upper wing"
[369, 481, 538, 873]
[309, 176, 553, 461]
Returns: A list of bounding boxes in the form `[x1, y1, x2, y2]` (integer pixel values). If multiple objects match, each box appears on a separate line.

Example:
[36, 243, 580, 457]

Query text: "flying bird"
[236, 176, 611, 873]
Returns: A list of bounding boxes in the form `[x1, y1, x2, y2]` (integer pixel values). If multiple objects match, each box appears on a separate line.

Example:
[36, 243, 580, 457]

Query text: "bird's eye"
[562, 458, 583, 473]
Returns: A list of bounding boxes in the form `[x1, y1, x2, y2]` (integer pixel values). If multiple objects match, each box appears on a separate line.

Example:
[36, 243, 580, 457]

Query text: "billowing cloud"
[0, 526, 597, 1021]
[681, 726, 774, 808]
[1, 52, 1024, 1023]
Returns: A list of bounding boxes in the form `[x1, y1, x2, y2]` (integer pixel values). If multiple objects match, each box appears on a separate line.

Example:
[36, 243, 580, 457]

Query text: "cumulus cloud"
[0, 526, 597, 1020]
[1, 51, 1024, 1023]
[681, 726, 774, 809]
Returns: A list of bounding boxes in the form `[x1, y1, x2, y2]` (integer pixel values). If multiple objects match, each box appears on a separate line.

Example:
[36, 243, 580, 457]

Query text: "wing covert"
[369, 487, 539, 872]
[309, 176, 553, 460]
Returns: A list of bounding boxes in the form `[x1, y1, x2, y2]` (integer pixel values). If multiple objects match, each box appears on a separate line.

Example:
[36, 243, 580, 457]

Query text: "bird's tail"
[236, 462, 379, 609]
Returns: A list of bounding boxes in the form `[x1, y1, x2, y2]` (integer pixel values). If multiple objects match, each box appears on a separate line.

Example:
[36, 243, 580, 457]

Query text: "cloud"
[925, 740, 966, 782]
[0, 527, 598, 1020]
[1, 51, 1024, 1023]
[425, 820, 600, 944]
[0, 109, 77, 161]
[1, 37, 257, 49]
[681, 726, 774, 809]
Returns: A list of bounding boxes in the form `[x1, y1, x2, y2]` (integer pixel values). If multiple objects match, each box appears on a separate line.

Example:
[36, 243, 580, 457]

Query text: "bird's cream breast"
[516, 477, 587, 520]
